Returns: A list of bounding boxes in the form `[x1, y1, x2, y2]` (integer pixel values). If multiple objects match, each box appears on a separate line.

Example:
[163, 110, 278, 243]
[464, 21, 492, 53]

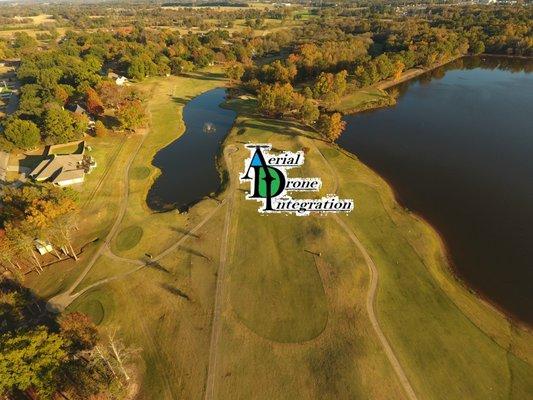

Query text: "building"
[34, 239, 53, 256]
[30, 154, 85, 186]
[29, 142, 96, 186]
[72, 103, 95, 127]
[115, 76, 129, 85]
[107, 72, 129, 85]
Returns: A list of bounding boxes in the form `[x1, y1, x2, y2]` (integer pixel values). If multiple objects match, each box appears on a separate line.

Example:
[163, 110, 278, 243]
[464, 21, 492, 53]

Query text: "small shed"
[34, 239, 53, 256]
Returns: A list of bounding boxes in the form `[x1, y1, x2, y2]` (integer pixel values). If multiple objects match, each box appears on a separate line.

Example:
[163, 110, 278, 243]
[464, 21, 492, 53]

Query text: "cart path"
[204, 144, 238, 400]
[48, 133, 147, 312]
[314, 142, 418, 400]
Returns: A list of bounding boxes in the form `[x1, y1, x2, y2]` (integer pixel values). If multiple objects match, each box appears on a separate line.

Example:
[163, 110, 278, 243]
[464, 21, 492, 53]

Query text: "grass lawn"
[70, 202, 227, 399]
[110, 70, 228, 260]
[25, 72, 532, 399]
[333, 87, 393, 113]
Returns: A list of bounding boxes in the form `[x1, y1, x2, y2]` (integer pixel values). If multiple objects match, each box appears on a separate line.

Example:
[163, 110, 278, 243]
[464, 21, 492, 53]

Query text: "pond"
[338, 56, 533, 325]
[146, 88, 236, 211]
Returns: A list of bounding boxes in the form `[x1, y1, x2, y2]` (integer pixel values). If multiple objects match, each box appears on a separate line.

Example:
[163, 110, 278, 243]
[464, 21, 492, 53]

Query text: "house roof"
[74, 104, 87, 115]
[52, 168, 85, 184]
[30, 154, 84, 181]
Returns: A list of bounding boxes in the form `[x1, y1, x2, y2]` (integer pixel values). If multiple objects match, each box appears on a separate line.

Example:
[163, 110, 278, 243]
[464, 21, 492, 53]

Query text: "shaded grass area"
[333, 87, 393, 114]
[116, 225, 143, 251]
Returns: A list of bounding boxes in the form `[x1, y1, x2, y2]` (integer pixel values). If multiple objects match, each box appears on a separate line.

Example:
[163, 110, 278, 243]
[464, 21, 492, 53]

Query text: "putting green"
[116, 225, 143, 251]
[131, 166, 151, 180]
[73, 299, 105, 325]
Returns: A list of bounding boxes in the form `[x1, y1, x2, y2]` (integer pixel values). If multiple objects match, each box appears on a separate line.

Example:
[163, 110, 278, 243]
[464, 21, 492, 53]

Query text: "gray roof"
[52, 168, 85, 184]
[30, 154, 84, 181]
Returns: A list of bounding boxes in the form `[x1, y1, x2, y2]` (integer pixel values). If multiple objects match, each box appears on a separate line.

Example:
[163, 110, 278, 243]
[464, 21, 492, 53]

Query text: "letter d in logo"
[242, 147, 286, 211]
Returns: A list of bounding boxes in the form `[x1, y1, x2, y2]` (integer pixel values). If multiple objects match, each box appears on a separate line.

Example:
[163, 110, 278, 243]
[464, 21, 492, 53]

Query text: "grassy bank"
[216, 99, 533, 399]
[333, 56, 463, 115]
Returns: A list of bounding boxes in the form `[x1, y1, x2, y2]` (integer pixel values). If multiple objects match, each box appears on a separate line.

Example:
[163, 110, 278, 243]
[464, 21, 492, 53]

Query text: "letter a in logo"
[241, 146, 286, 211]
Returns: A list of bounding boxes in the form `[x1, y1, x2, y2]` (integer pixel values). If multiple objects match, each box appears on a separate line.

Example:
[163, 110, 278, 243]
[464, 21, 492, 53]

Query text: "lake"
[147, 88, 236, 211]
[338, 56, 533, 325]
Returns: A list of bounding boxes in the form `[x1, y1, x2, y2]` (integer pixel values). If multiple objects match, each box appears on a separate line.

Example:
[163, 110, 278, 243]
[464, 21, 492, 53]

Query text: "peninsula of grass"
[216, 98, 533, 399]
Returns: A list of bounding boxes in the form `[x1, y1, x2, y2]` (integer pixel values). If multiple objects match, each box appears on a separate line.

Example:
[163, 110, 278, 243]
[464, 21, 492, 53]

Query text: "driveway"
[0, 150, 9, 181]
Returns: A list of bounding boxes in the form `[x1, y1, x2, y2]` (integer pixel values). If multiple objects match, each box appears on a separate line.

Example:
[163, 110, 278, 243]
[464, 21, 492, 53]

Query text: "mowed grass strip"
[230, 204, 329, 343]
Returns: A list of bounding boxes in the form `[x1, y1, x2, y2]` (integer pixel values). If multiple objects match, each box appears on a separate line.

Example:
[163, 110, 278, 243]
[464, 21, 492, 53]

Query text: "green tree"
[94, 120, 108, 137]
[116, 100, 147, 131]
[2, 118, 41, 150]
[225, 62, 245, 82]
[299, 99, 320, 125]
[127, 58, 146, 81]
[471, 41, 485, 54]
[257, 83, 298, 117]
[0, 327, 67, 398]
[42, 107, 77, 145]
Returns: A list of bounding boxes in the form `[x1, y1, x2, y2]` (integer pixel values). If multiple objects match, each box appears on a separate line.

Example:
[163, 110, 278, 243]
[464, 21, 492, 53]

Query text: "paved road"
[0, 150, 8, 181]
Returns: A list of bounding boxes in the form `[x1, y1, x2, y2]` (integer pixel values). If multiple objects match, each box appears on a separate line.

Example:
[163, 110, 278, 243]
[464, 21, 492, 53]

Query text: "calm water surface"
[147, 88, 236, 211]
[338, 57, 533, 324]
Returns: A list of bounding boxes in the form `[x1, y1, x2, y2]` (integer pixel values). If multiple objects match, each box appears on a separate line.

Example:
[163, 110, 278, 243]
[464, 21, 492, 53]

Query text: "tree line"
[226, 4, 531, 141]
[0, 279, 135, 399]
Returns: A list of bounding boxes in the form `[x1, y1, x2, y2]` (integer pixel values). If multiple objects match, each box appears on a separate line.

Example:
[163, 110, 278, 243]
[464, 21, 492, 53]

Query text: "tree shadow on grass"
[178, 245, 211, 261]
[160, 283, 190, 301]
[240, 118, 324, 142]
[171, 95, 193, 106]
[0, 278, 58, 334]
[146, 260, 171, 275]
[187, 71, 226, 82]
[170, 226, 200, 239]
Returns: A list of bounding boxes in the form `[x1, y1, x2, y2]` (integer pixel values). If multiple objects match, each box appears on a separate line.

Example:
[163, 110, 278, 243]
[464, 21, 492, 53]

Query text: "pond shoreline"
[337, 56, 533, 326]
[146, 87, 236, 212]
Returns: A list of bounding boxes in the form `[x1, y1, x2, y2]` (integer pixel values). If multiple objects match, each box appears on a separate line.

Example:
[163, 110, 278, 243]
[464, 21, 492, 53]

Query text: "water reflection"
[339, 56, 533, 324]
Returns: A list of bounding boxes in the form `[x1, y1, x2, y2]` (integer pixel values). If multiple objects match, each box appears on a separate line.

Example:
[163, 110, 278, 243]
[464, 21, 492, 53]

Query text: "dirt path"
[70, 199, 226, 299]
[314, 143, 418, 400]
[48, 133, 147, 312]
[204, 145, 238, 400]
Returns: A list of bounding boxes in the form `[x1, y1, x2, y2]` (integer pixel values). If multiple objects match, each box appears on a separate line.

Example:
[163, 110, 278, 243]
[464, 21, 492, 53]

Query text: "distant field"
[28, 14, 56, 25]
